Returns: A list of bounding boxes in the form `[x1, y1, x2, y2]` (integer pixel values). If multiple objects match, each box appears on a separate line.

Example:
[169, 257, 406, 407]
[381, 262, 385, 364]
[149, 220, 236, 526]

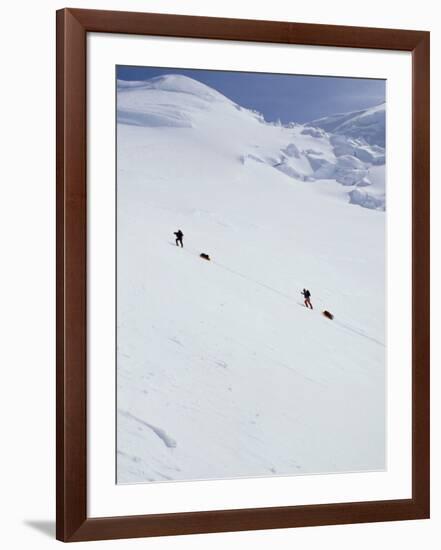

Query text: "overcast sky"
[117, 66, 385, 124]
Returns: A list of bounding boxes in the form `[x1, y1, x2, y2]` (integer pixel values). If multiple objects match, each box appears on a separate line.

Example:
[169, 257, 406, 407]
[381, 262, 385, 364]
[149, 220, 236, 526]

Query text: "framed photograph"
[56, 8, 430, 542]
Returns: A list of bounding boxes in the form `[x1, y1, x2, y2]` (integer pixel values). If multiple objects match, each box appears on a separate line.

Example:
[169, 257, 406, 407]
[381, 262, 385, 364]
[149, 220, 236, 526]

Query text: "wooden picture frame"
[56, 7, 430, 542]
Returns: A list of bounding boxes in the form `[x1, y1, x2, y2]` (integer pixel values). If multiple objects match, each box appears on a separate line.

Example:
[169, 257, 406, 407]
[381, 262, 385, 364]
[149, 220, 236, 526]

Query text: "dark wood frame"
[56, 7, 430, 542]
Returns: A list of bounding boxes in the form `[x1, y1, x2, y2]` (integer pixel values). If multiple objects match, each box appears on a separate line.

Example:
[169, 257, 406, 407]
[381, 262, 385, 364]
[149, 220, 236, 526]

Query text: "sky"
[116, 65, 385, 124]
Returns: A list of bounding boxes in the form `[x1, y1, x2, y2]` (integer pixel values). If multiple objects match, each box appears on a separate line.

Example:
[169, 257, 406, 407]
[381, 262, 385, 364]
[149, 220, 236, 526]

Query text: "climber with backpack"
[301, 288, 313, 309]
[174, 229, 184, 248]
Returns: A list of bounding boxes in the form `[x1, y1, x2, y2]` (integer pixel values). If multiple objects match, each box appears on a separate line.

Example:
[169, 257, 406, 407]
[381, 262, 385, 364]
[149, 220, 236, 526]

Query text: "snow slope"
[116, 75, 386, 483]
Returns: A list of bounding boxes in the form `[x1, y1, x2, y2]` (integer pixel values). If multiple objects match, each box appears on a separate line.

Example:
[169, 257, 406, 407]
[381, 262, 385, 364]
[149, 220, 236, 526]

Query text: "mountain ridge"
[308, 102, 386, 147]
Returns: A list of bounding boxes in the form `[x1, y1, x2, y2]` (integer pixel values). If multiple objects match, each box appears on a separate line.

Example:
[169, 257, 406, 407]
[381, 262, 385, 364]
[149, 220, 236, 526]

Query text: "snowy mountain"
[309, 103, 386, 147]
[117, 76, 386, 211]
[116, 75, 386, 483]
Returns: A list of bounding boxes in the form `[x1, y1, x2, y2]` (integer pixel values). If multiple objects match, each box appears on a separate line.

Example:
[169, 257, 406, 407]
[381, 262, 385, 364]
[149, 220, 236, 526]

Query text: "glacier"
[116, 74, 386, 483]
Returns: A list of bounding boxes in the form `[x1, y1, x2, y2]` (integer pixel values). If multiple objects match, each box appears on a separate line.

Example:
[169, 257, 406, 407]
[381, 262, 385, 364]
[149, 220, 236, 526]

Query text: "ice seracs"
[117, 74, 385, 210]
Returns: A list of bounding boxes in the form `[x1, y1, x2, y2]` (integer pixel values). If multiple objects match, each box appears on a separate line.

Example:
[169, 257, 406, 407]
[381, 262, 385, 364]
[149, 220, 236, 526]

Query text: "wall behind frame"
[0, 0, 436, 549]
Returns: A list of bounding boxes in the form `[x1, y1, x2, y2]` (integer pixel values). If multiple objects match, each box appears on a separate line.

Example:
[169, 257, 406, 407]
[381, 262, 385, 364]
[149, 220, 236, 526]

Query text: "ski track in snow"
[213, 260, 293, 301]
[216, 260, 384, 348]
[176, 244, 293, 300]
[176, 243, 383, 349]
[333, 319, 385, 347]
